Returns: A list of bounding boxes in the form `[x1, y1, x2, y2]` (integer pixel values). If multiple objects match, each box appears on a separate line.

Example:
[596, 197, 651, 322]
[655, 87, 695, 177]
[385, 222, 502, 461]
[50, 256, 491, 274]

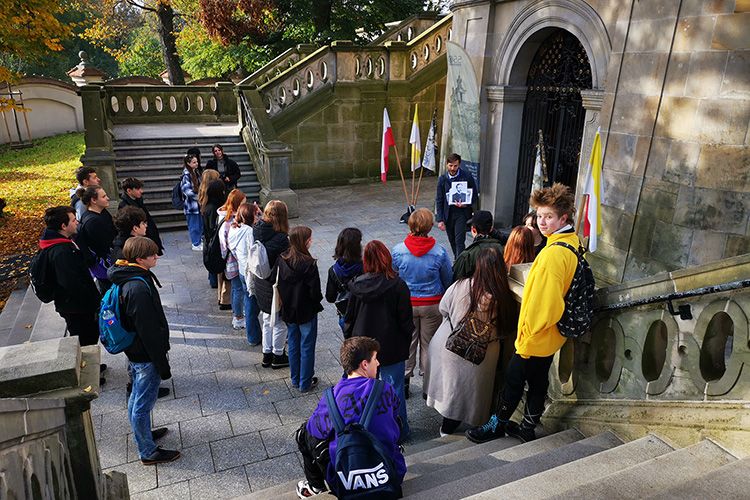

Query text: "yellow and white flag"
[583, 128, 603, 252]
[409, 104, 421, 171]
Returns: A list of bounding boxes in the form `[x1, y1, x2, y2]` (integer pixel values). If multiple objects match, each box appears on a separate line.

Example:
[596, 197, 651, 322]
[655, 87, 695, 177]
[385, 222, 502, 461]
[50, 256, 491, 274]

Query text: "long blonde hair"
[198, 170, 221, 210]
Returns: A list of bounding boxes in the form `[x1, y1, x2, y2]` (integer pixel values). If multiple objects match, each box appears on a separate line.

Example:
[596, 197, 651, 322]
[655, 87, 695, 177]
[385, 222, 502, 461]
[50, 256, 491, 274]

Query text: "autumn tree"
[83, 0, 185, 84]
[197, 0, 428, 49]
[0, 0, 74, 109]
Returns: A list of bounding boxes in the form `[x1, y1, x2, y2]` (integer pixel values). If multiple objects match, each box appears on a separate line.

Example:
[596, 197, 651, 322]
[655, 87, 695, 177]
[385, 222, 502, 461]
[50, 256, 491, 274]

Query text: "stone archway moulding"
[491, 0, 612, 88]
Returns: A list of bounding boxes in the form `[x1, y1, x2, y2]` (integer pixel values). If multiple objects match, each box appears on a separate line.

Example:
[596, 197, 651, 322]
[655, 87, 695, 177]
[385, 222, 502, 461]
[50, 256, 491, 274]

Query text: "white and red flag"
[381, 108, 395, 182]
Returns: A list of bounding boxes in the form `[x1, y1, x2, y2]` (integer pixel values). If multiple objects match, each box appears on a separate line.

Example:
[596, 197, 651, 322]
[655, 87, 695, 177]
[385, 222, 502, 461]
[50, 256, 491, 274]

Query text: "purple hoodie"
[306, 376, 407, 485]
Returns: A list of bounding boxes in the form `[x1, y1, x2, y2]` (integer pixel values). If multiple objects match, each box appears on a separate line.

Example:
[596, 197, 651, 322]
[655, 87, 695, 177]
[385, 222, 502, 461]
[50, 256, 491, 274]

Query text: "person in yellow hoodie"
[466, 183, 580, 444]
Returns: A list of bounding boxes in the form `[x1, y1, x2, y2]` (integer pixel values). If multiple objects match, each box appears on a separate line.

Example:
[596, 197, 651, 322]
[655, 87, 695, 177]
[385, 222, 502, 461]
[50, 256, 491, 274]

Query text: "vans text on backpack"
[324, 379, 401, 499]
[551, 241, 596, 338]
[99, 276, 149, 354]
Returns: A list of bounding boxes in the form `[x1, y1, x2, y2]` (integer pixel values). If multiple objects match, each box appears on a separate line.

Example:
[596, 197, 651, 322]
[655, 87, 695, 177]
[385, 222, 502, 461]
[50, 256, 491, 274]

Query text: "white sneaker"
[296, 479, 326, 498]
[232, 317, 245, 330]
[191, 243, 203, 251]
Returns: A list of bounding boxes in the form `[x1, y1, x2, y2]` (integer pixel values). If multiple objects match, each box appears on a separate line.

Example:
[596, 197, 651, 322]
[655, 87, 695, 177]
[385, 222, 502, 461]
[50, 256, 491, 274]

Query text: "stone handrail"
[405, 14, 453, 78]
[0, 338, 129, 499]
[557, 253, 750, 400]
[369, 12, 443, 46]
[252, 45, 336, 118]
[245, 15, 452, 119]
[102, 82, 237, 124]
[238, 44, 318, 89]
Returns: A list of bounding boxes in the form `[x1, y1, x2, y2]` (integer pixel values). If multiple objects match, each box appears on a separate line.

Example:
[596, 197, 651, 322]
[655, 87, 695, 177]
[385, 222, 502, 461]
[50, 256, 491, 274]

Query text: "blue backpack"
[325, 379, 400, 499]
[99, 277, 148, 354]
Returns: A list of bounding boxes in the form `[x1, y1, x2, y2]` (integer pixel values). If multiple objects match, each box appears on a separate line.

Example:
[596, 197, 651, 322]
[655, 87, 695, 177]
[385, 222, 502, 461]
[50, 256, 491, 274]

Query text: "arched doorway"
[512, 29, 592, 223]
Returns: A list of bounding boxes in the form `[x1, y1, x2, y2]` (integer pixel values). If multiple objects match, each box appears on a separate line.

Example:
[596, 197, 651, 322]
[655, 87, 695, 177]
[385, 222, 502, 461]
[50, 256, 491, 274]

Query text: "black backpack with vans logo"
[324, 380, 400, 499]
[551, 241, 596, 339]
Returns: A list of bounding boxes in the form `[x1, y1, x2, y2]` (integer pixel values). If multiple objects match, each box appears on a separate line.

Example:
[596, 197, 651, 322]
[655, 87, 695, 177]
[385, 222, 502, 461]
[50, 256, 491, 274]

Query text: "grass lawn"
[0, 132, 84, 310]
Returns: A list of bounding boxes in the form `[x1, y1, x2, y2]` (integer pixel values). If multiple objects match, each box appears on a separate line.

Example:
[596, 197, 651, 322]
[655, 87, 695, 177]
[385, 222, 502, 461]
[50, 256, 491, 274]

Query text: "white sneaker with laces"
[191, 243, 203, 251]
[232, 317, 245, 330]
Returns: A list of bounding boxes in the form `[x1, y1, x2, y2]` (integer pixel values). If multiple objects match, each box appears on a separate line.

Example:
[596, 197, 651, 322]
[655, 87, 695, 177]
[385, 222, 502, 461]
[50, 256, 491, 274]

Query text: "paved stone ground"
[93, 176, 452, 499]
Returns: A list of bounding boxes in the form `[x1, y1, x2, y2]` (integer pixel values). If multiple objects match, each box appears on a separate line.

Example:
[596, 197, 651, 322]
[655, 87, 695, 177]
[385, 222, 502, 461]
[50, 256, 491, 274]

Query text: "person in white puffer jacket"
[228, 202, 262, 345]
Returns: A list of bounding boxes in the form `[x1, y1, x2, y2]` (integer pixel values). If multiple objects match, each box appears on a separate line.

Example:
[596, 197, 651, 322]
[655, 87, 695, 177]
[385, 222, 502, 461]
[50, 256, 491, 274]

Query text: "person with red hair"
[344, 240, 414, 442]
[503, 225, 536, 271]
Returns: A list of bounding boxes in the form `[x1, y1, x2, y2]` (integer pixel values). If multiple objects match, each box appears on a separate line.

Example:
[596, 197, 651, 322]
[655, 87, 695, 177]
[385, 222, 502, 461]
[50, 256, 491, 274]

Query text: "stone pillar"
[483, 85, 527, 227]
[67, 52, 106, 87]
[79, 85, 118, 205]
[576, 89, 605, 202]
[215, 82, 239, 123]
[0, 337, 128, 499]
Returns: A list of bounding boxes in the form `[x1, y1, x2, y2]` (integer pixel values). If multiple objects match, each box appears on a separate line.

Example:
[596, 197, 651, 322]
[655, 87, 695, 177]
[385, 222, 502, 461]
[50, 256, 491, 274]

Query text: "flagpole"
[413, 167, 425, 205]
[392, 143, 411, 207]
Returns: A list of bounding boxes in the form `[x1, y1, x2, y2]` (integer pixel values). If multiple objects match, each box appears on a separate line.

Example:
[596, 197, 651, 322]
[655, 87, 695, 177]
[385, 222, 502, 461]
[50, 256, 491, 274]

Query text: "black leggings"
[61, 311, 99, 346]
[497, 353, 554, 429]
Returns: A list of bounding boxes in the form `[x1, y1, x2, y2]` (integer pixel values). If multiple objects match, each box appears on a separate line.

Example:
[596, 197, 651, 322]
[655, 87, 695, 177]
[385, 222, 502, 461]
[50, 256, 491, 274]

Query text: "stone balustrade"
[0, 337, 128, 499]
[239, 44, 318, 89]
[405, 14, 453, 78]
[103, 83, 237, 124]
[370, 12, 444, 46]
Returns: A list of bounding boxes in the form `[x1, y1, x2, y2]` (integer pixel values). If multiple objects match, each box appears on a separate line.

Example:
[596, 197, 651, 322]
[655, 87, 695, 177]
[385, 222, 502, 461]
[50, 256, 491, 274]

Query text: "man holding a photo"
[435, 153, 477, 258]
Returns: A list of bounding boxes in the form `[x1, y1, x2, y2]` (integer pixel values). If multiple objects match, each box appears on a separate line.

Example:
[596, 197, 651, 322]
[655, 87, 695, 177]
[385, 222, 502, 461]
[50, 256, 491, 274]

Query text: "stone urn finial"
[67, 50, 105, 87]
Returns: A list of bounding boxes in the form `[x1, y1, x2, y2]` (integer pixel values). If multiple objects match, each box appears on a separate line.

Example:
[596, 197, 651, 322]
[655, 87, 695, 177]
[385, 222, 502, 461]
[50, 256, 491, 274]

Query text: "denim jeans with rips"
[128, 361, 161, 459]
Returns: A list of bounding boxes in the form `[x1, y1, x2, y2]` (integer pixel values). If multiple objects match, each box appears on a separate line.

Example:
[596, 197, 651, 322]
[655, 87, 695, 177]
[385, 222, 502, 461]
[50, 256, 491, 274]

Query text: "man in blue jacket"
[435, 152, 477, 258]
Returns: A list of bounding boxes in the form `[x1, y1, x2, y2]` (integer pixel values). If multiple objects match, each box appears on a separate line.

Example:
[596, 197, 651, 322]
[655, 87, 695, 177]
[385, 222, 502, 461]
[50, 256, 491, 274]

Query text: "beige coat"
[424, 279, 500, 426]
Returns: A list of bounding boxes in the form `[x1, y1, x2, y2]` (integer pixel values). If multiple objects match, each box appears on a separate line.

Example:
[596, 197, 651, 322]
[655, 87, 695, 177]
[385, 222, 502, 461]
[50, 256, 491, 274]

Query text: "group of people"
[34, 150, 587, 497]
[291, 156, 587, 498]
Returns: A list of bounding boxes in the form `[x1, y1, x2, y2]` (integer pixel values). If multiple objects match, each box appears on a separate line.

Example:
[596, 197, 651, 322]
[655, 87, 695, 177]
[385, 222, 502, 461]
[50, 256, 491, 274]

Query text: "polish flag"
[381, 108, 395, 182]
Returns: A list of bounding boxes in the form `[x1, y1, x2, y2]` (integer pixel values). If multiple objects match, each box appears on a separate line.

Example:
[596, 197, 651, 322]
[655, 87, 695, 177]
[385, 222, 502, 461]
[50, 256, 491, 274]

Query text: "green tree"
[118, 26, 163, 77]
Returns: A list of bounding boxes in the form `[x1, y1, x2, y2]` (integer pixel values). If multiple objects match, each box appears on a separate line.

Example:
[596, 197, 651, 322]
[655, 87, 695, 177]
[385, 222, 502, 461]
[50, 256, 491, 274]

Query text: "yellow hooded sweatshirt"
[514, 230, 581, 358]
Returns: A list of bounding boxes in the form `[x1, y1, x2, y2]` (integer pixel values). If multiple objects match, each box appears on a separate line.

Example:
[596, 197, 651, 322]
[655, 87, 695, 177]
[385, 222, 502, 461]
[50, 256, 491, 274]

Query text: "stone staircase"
[238, 429, 747, 499]
[113, 135, 261, 231]
[0, 281, 65, 348]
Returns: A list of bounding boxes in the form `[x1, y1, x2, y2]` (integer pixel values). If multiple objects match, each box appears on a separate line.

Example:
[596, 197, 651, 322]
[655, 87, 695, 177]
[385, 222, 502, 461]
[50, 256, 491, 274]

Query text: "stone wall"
[275, 73, 446, 188]
[1, 77, 83, 144]
[595, 0, 750, 282]
[453, 0, 749, 285]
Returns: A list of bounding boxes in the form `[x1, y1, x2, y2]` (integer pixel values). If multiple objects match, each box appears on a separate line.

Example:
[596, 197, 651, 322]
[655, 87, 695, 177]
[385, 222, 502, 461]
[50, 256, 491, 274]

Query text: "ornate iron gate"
[513, 30, 592, 223]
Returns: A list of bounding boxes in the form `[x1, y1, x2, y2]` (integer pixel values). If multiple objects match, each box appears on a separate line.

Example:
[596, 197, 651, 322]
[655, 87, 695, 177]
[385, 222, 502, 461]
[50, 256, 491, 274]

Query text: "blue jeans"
[186, 213, 203, 246]
[239, 275, 261, 345]
[230, 275, 244, 318]
[128, 362, 161, 459]
[338, 316, 345, 333]
[379, 361, 410, 441]
[287, 317, 318, 390]
[208, 272, 218, 288]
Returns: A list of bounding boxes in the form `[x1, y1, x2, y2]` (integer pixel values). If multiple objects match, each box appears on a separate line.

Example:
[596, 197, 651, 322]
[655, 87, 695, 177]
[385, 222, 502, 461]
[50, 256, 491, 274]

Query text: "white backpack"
[247, 239, 271, 279]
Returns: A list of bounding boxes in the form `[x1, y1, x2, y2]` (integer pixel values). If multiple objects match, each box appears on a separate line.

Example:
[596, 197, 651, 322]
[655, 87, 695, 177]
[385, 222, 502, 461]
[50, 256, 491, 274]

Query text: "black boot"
[506, 421, 537, 443]
[465, 414, 506, 444]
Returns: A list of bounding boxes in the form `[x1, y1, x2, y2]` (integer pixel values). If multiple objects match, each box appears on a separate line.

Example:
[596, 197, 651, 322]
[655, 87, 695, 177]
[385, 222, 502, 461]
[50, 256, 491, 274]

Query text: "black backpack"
[29, 247, 56, 303]
[171, 177, 185, 210]
[203, 218, 227, 274]
[552, 242, 596, 339]
[331, 270, 352, 316]
[325, 379, 400, 499]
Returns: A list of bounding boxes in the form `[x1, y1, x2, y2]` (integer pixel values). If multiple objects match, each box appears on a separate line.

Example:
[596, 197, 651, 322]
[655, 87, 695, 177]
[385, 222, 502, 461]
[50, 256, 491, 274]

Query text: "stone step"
[138, 180, 260, 199]
[113, 135, 243, 147]
[403, 431, 623, 499]
[645, 456, 750, 499]
[29, 301, 66, 342]
[0, 283, 27, 339]
[402, 433, 466, 456]
[560, 439, 737, 499]
[405, 436, 476, 466]
[402, 428, 583, 495]
[113, 141, 246, 153]
[112, 174, 258, 191]
[115, 156, 252, 168]
[467, 433, 674, 499]
[115, 160, 254, 175]
[1, 286, 42, 347]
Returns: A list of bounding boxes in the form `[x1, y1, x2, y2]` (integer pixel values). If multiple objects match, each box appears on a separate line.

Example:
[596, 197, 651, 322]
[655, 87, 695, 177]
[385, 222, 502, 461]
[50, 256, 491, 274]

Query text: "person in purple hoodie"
[294, 337, 406, 498]
[325, 228, 363, 332]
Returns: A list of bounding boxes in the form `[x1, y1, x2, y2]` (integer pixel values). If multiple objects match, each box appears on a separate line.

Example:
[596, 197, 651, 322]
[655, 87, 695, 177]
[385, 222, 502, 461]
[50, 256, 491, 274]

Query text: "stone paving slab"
[96, 178, 447, 497]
